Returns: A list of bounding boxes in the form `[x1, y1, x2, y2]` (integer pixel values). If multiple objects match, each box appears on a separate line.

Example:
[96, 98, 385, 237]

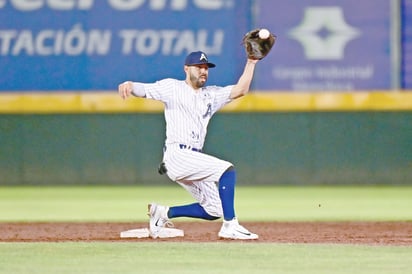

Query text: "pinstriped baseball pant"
[163, 144, 233, 217]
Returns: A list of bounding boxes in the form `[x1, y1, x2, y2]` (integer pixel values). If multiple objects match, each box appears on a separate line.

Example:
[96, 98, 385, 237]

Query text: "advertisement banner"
[253, 0, 391, 91]
[0, 0, 250, 91]
[402, 0, 412, 89]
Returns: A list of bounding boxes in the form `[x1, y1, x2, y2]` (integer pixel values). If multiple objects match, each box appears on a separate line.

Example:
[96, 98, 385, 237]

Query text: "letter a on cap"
[200, 53, 207, 61]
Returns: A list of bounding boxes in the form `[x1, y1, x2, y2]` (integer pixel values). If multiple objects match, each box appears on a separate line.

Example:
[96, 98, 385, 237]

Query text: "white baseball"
[258, 28, 270, 39]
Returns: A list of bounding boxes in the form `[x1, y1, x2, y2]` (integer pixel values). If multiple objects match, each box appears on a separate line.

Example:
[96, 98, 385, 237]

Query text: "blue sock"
[168, 203, 219, 220]
[218, 168, 236, 221]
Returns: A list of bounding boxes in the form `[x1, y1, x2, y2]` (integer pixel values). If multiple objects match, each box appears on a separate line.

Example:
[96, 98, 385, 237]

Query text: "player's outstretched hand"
[118, 81, 134, 100]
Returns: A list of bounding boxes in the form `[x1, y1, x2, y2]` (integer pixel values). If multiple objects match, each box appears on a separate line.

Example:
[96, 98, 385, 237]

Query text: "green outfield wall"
[1, 112, 411, 185]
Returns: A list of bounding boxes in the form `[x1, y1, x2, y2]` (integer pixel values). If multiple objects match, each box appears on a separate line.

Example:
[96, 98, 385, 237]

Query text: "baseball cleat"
[218, 217, 258, 240]
[147, 203, 173, 239]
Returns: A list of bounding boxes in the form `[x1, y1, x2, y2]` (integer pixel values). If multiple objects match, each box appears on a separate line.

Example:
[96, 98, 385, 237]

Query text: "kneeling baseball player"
[118, 30, 275, 240]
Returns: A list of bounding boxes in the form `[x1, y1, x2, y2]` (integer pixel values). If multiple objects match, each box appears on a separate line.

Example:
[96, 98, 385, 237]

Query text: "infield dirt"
[1, 222, 411, 245]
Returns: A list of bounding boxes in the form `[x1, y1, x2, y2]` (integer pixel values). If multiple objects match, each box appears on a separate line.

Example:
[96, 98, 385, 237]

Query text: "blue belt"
[179, 144, 202, 152]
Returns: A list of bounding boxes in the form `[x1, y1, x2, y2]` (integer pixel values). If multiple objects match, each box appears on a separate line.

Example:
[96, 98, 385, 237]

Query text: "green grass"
[0, 242, 411, 274]
[1, 185, 411, 274]
[0, 185, 411, 221]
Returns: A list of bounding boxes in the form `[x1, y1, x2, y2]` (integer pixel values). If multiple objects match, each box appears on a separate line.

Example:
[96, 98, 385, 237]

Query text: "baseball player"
[118, 51, 259, 240]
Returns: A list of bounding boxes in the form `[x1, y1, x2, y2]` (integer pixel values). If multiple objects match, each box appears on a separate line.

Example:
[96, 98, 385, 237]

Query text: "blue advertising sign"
[0, 0, 250, 91]
[402, 0, 412, 89]
[253, 0, 391, 91]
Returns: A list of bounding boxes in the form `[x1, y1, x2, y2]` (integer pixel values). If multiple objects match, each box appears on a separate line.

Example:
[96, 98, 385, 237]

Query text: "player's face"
[187, 64, 209, 88]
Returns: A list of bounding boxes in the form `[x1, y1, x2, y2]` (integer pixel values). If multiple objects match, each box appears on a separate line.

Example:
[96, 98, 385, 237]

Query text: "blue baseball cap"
[184, 51, 216, 68]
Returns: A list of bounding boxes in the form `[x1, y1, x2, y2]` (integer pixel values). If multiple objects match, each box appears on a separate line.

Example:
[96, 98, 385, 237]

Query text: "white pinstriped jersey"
[140, 78, 234, 149]
[133, 78, 235, 216]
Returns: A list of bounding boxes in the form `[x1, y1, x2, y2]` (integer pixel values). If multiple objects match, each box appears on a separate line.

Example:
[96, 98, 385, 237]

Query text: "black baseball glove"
[242, 28, 276, 60]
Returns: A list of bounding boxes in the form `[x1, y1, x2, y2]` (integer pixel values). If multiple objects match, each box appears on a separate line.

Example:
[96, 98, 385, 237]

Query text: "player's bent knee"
[202, 205, 223, 219]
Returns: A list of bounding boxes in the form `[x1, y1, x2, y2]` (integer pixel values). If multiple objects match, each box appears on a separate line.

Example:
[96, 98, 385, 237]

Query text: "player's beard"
[190, 73, 207, 88]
